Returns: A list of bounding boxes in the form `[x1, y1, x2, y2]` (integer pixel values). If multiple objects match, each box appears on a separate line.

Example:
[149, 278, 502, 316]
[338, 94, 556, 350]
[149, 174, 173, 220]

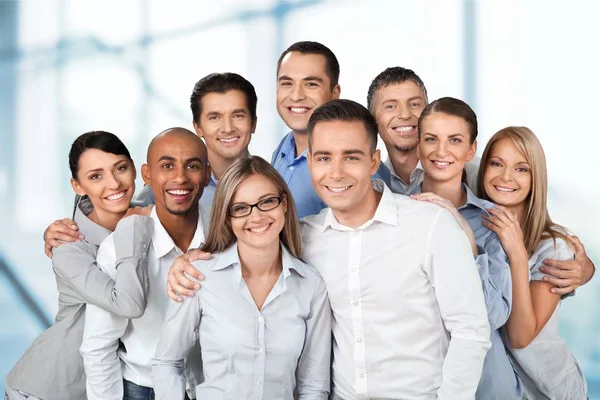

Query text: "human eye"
[410, 101, 421, 108]
[384, 103, 395, 110]
[187, 163, 201, 170]
[259, 197, 280, 209]
[345, 156, 359, 161]
[161, 163, 173, 169]
[90, 173, 101, 180]
[424, 137, 436, 142]
[230, 204, 250, 216]
[279, 81, 292, 87]
[450, 137, 463, 143]
[489, 160, 502, 167]
[306, 82, 319, 88]
[317, 156, 330, 162]
[516, 166, 530, 173]
[233, 113, 245, 119]
[116, 163, 129, 172]
[208, 115, 219, 121]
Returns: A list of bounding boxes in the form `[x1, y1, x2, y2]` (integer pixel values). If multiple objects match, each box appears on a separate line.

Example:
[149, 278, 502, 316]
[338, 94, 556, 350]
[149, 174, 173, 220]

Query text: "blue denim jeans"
[123, 380, 155, 400]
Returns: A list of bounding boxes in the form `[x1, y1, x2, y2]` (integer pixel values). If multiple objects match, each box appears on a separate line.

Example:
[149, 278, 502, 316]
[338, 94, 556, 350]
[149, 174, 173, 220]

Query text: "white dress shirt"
[300, 180, 491, 400]
[80, 207, 206, 400]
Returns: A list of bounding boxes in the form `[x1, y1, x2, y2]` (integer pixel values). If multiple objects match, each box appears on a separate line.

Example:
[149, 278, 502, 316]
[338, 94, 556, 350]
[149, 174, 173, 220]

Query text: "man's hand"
[44, 218, 83, 258]
[122, 205, 154, 218]
[541, 235, 595, 295]
[167, 249, 213, 302]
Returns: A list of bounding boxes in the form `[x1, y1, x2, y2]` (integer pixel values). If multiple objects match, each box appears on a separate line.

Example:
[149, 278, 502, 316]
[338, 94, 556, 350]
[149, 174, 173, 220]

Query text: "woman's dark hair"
[69, 131, 132, 179]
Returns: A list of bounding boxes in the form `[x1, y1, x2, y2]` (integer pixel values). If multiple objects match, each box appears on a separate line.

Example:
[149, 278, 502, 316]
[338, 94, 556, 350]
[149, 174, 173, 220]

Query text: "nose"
[107, 172, 121, 190]
[172, 164, 189, 184]
[435, 141, 448, 157]
[329, 159, 344, 180]
[290, 83, 305, 102]
[222, 116, 233, 133]
[396, 103, 411, 120]
[501, 166, 513, 182]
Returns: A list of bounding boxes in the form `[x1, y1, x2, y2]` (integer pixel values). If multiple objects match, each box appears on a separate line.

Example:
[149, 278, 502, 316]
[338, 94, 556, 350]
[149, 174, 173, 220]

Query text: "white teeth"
[433, 161, 451, 166]
[106, 191, 125, 201]
[250, 225, 270, 233]
[393, 126, 414, 133]
[167, 189, 190, 195]
[290, 107, 309, 113]
[326, 186, 350, 193]
[494, 186, 516, 192]
[218, 137, 239, 143]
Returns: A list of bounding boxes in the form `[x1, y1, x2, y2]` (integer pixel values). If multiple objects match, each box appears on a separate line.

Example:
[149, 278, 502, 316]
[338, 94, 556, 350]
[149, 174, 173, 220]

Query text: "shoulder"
[393, 193, 448, 222]
[532, 235, 574, 264]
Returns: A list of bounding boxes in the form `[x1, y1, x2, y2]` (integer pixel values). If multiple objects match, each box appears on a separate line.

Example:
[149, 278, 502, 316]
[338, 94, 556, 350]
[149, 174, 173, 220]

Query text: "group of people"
[5, 41, 595, 400]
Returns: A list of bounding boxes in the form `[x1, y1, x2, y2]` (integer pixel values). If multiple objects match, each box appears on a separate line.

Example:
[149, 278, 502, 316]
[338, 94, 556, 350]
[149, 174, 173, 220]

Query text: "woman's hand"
[483, 205, 528, 263]
[411, 192, 478, 256]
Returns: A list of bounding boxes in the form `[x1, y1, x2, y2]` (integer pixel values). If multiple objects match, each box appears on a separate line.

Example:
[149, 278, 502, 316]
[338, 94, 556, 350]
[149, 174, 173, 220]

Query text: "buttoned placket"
[347, 229, 368, 398]
[237, 271, 287, 400]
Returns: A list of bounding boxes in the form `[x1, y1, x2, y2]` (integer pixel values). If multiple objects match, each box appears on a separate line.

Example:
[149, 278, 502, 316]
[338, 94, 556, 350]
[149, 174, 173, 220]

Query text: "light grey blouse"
[6, 198, 153, 400]
[504, 236, 587, 399]
[151, 243, 332, 400]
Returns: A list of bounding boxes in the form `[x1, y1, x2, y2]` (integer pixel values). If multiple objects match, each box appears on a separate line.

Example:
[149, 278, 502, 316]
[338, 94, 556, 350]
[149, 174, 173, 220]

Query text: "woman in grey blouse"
[6, 131, 153, 400]
[151, 156, 331, 400]
[477, 127, 587, 399]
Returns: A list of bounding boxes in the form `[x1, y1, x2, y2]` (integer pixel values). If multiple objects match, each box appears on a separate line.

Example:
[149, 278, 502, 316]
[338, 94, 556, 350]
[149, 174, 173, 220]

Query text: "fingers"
[187, 249, 212, 263]
[566, 235, 586, 257]
[46, 221, 84, 242]
[540, 265, 574, 279]
[411, 192, 450, 204]
[44, 243, 53, 258]
[550, 284, 577, 295]
[166, 281, 183, 303]
[542, 258, 577, 271]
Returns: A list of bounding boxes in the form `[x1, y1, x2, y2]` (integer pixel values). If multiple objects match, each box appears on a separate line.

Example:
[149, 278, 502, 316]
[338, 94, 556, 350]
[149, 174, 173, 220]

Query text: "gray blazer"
[6, 198, 153, 400]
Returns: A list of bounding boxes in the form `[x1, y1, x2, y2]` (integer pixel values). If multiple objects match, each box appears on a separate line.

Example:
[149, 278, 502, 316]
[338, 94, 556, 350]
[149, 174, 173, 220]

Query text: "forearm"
[505, 253, 537, 349]
[151, 361, 186, 400]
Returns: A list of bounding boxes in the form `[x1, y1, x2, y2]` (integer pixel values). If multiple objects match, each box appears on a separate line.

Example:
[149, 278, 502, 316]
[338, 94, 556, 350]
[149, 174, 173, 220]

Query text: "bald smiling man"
[80, 128, 209, 400]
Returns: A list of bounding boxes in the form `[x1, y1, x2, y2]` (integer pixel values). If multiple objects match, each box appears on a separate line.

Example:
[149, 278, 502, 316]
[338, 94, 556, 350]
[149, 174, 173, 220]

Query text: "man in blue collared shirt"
[272, 41, 341, 218]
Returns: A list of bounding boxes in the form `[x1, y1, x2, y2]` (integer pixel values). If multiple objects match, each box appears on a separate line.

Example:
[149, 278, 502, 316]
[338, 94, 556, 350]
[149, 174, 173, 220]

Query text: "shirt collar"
[459, 183, 494, 215]
[280, 131, 307, 161]
[151, 206, 206, 259]
[320, 179, 398, 231]
[212, 242, 306, 278]
[384, 158, 423, 180]
[73, 196, 111, 247]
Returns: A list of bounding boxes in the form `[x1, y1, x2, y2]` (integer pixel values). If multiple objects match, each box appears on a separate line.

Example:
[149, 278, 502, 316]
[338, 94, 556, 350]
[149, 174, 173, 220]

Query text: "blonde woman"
[478, 127, 587, 399]
[151, 156, 331, 399]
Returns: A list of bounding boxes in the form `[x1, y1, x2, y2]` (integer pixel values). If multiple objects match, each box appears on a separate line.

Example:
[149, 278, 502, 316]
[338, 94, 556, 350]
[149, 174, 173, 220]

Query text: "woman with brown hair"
[478, 126, 587, 399]
[151, 156, 331, 399]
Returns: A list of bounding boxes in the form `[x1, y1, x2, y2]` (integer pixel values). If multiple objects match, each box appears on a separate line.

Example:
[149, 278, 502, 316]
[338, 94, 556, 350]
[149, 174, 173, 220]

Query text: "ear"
[371, 149, 381, 175]
[332, 84, 341, 100]
[193, 120, 203, 138]
[467, 140, 477, 162]
[204, 164, 211, 187]
[70, 178, 86, 196]
[141, 164, 151, 185]
[281, 193, 288, 214]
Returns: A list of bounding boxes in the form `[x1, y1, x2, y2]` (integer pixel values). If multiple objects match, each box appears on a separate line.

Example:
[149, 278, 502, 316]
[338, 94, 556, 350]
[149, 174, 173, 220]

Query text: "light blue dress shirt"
[412, 183, 522, 400]
[272, 131, 389, 218]
[151, 242, 332, 400]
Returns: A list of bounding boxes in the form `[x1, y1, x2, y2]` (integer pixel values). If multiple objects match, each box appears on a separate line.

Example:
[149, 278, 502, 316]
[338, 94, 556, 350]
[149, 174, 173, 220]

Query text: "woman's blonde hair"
[201, 156, 302, 258]
[477, 126, 568, 256]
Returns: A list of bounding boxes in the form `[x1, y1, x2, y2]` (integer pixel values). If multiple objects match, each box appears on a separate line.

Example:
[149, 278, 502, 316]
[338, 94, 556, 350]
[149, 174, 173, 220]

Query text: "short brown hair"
[307, 99, 378, 154]
[201, 156, 302, 258]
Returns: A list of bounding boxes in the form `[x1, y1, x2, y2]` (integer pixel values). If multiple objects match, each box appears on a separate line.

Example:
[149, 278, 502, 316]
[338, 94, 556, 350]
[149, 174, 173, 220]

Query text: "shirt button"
[258, 316, 264, 323]
[258, 348, 264, 353]
[358, 373, 365, 379]
[349, 267, 357, 273]
[356, 337, 363, 343]
[353, 301, 359, 307]
[289, 166, 295, 171]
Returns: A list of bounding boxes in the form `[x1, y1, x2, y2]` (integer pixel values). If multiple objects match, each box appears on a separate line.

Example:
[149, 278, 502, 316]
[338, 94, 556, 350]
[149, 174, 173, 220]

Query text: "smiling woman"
[151, 156, 332, 399]
[5, 131, 154, 400]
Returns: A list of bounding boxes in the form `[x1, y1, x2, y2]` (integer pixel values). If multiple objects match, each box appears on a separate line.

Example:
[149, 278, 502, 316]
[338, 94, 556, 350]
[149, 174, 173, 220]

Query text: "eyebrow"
[312, 149, 366, 156]
[85, 159, 127, 174]
[423, 132, 465, 138]
[382, 95, 424, 104]
[278, 75, 324, 83]
[232, 192, 279, 204]
[206, 108, 248, 116]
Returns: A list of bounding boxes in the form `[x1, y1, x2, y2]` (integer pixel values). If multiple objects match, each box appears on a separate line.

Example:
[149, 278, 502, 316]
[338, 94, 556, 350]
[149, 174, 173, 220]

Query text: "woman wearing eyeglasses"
[151, 156, 331, 400]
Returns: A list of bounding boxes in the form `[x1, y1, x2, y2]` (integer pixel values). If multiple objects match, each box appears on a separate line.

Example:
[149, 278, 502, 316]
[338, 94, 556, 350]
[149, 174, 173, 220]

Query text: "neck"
[422, 175, 466, 208]
[387, 145, 419, 183]
[292, 131, 309, 157]
[238, 239, 282, 278]
[508, 202, 527, 226]
[208, 150, 249, 181]
[88, 208, 126, 232]
[155, 205, 199, 252]
[333, 187, 383, 228]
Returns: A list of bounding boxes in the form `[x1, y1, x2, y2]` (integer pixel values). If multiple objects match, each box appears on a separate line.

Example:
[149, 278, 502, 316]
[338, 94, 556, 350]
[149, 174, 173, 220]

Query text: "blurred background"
[1, 0, 598, 397]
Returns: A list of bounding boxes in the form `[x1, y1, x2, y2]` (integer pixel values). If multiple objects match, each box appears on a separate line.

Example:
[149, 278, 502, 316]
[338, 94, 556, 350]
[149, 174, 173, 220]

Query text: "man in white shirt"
[300, 99, 491, 399]
[165, 100, 491, 399]
[80, 128, 210, 400]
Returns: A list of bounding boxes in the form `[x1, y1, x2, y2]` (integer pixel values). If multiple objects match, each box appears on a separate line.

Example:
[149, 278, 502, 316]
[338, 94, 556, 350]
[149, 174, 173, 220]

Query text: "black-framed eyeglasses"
[228, 196, 282, 218]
